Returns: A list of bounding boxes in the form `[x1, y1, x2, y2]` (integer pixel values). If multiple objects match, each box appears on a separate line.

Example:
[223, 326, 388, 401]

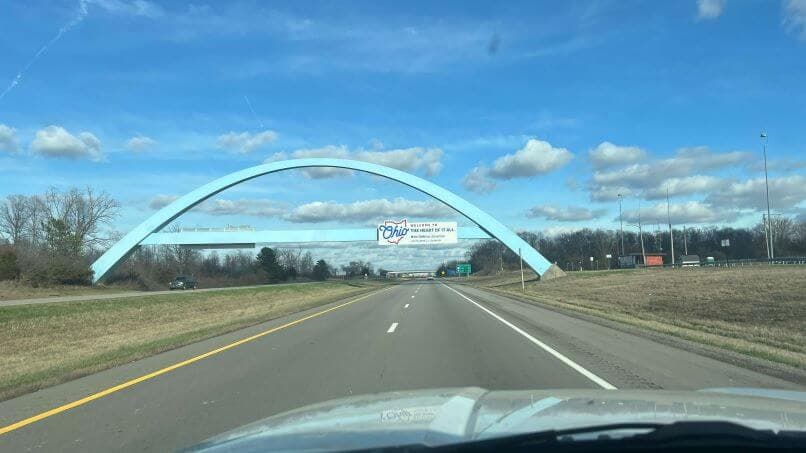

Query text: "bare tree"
[0, 194, 30, 244]
[770, 216, 796, 256]
[299, 251, 314, 277]
[65, 187, 120, 250]
[26, 195, 48, 247]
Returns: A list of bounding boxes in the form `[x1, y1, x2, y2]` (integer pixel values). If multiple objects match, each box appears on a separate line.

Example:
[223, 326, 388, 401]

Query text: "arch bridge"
[91, 158, 554, 283]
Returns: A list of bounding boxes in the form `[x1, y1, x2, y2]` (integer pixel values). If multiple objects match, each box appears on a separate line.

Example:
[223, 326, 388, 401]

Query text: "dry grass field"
[465, 266, 806, 369]
[0, 281, 388, 401]
[0, 280, 128, 301]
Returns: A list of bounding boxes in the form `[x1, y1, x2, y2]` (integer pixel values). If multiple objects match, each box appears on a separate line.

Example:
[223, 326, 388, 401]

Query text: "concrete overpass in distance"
[141, 226, 492, 249]
[91, 158, 558, 283]
[385, 270, 436, 278]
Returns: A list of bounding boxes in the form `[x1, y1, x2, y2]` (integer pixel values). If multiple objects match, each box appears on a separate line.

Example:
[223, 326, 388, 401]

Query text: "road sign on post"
[456, 263, 471, 276]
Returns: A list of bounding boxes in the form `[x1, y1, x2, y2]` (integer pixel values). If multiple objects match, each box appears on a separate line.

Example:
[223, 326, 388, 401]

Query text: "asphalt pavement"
[0, 280, 801, 451]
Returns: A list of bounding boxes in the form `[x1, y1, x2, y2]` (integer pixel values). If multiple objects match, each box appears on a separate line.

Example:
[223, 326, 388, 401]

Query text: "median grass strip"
[0, 281, 388, 401]
[0, 280, 128, 301]
[464, 266, 806, 369]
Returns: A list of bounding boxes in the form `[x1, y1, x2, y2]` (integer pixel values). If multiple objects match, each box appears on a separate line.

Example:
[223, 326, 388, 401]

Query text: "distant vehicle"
[680, 255, 701, 267]
[169, 275, 197, 290]
[427, 276, 434, 280]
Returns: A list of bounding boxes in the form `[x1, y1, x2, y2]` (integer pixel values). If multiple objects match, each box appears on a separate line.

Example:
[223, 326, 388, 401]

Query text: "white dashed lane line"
[404, 303, 410, 308]
[387, 323, 398, 333]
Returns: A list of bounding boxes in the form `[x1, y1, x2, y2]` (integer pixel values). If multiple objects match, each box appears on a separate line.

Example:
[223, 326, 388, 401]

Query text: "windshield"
[0, 1, 804, 452]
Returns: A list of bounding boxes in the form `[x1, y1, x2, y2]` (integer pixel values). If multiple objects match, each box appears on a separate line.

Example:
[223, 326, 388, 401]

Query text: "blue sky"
[1, 0, 805, 268]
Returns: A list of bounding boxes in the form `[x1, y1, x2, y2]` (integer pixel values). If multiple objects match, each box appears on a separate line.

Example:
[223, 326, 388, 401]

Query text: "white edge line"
[387, 322, 398, 333]
[440, 283, 617, 390]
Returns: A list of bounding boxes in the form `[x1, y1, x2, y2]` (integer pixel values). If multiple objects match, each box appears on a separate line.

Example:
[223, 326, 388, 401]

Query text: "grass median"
[0, 280, 129, 301]
[463, 266, 806, 370]
[0, 280, 389, 401]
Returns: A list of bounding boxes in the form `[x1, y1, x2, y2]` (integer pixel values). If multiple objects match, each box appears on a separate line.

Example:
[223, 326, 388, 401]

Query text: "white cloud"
[697, 0, 726, 20]
[196, 199, 286, 217]
[527, 205, 606, 222]
[355, 148, 443, 176]
[589, 185, 632, 202]
[30, 125, 103, 161]
[487, 139, 574, 179]
[283, 145, 355, 179]
[150, 195, 456, 225]
[705, 175, 806, 211]
[588, 142, 645, 168]
[149, 194, 180, 209]
[217, 130, 278, 154]
[784, 0, 806, 39]
[462, 167, 496, 193]
[0, 124, 19, 152]
[149, 195, 285, 217]
[461, 138, 573, 193]
[623, 201, 737, 224]
[264, 145, 445, 179]
[126, 135, 156, 152]
[592, 147, 751, 189]
[285, 198, 455, 223]
[643, 175, 722, 200]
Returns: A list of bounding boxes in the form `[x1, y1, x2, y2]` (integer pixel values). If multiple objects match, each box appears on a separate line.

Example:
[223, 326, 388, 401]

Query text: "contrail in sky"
[244, 95, 265, 129]
[0, 0, 89, 101]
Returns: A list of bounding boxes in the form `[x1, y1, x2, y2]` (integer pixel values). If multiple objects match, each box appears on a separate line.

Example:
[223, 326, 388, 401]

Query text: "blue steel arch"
[91, 158, 553, 283]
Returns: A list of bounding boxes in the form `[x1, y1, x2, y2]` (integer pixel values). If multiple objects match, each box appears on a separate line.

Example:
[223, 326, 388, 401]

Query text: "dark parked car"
[169, 275, 197, 290]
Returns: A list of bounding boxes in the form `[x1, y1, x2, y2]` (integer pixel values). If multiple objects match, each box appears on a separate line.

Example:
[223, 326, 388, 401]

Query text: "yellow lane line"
[0, 286, 391, 436]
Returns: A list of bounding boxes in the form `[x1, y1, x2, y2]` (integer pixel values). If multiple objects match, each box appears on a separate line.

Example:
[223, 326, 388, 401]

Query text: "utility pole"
[763, 214, 770, 260]
[638, 199, 646, 267]
[761, 132, 773, 259]
[618, 194, 625, 256]
[667, 188, 675, 265]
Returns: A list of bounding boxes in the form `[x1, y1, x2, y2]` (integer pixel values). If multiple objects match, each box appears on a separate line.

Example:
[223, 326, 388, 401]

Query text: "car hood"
[188, 387, 806, 452]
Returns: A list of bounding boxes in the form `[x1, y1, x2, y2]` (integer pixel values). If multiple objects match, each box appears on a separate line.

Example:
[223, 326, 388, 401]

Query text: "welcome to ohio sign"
[377, 220, 458, 246]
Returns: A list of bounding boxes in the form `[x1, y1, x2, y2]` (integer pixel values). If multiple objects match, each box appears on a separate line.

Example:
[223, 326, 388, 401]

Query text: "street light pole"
[618, 194, 625, 256]
[666, 187, 675, 266]
[761, 132, 773, 260]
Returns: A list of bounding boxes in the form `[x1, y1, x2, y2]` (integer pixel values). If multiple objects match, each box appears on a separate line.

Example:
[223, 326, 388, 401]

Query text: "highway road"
[0, 281, 801, 451]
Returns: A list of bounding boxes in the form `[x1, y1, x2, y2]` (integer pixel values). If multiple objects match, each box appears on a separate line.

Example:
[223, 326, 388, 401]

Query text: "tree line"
[0, 187, 119, 284]
[462, 217, 806, 274]
[0, 188, 344, 288]
[3, 187, 805, 286]
[109, 242, 337, 289]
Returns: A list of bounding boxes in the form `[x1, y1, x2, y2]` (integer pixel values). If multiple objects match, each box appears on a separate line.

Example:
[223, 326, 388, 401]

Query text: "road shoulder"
[451, 282, 806, 388]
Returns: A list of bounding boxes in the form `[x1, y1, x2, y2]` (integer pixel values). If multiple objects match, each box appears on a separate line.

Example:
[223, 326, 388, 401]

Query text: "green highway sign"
[456, 263, 471, 274]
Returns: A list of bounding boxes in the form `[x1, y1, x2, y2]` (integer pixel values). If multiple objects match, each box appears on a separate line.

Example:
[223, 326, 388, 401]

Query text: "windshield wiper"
[460, 421, 806, 451]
